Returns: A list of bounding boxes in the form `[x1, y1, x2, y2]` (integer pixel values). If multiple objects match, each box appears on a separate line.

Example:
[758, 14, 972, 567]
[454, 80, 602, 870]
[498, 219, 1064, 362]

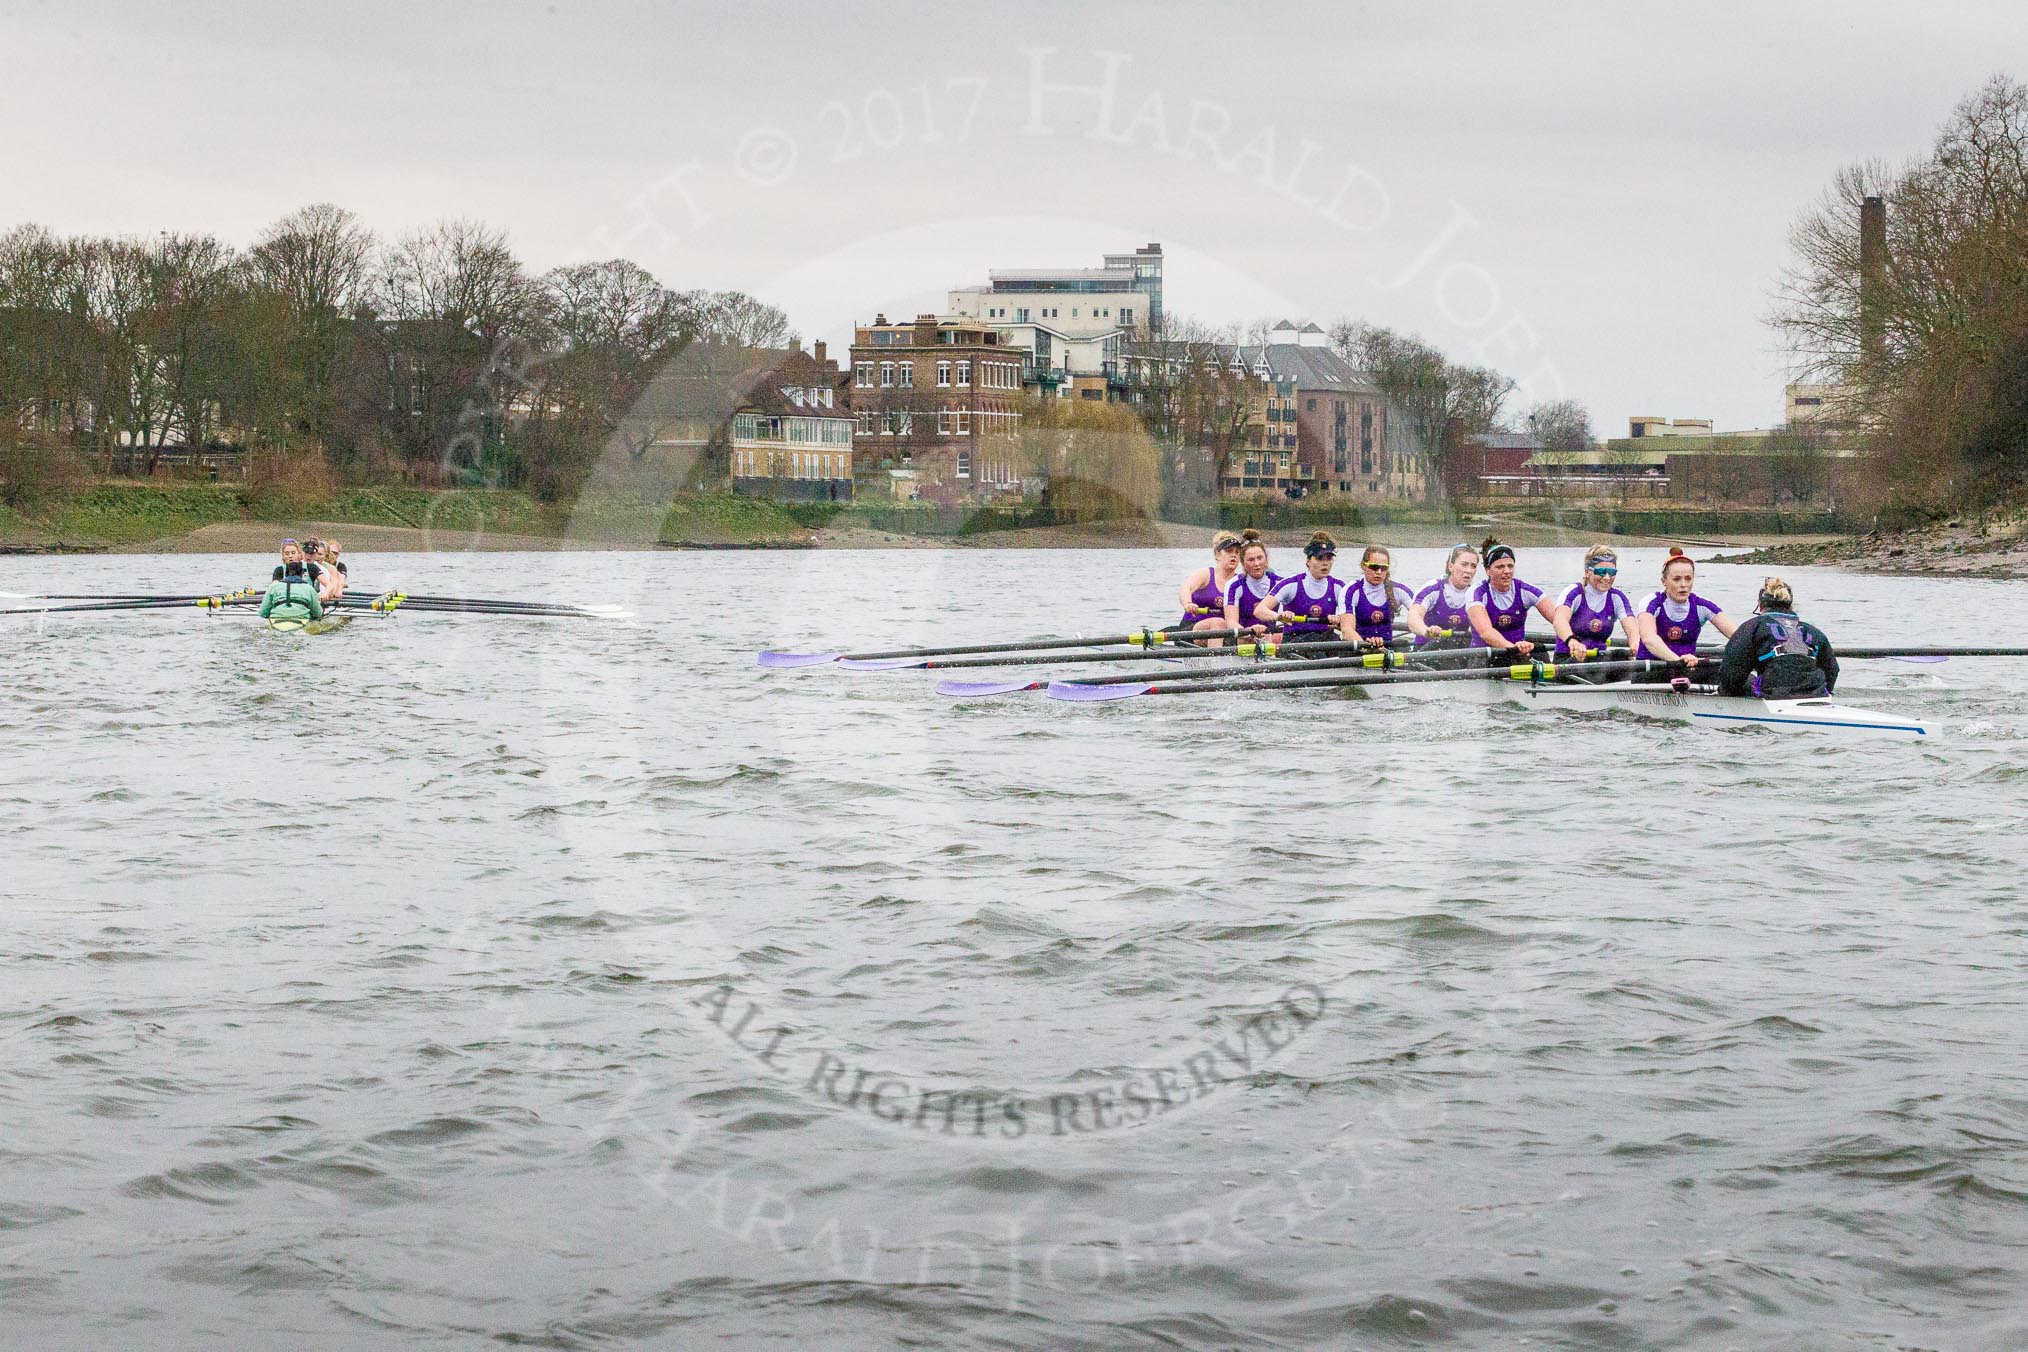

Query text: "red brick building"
[848, 313, 1024, 503]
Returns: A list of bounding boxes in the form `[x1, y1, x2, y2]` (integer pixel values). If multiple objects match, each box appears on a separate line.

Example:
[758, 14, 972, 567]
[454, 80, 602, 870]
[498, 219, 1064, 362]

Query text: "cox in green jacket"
[258, 575, 324, 622]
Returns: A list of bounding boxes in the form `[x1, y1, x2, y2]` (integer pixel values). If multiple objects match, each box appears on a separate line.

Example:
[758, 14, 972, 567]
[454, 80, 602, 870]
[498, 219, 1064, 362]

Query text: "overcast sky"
[4, 0, 2020, 432]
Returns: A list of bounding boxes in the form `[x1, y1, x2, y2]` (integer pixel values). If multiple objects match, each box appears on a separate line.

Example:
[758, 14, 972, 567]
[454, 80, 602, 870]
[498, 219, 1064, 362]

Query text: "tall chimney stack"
[1860, 194, 1887, 369]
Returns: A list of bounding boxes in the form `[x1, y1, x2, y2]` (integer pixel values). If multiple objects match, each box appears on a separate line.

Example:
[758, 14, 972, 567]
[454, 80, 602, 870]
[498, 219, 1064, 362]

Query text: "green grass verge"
[48, 483, 250, 544]
[656, 494, 819, 544]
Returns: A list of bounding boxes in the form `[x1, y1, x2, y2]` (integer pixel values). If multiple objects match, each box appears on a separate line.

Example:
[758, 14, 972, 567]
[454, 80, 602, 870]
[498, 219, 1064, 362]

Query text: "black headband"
[1482, 544, 1515, 566]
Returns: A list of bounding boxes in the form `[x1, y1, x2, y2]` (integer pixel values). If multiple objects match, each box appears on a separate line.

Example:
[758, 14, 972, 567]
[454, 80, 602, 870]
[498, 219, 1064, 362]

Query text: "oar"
[1, 590, 261, 616]
[760, 626, 1255, 670]
[1, 592, 245, 603]
[935, 643, 1444, 698]
[1838, 646, 2028, 659]
[932, 641, 1660, 699]
[331, 593, 623, 619]
[1048, 657, 1693, 702]
[339, 592, 626, 617]
[911, 637, 1386, 673]
[909, 632, 1466, 671]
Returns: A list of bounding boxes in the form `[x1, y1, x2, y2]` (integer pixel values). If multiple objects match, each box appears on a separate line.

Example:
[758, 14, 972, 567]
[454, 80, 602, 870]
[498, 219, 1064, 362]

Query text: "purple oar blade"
[756, 651, 841, 669]
[935, 679, 1043, 697]
[837, 656, 928, 671]
[1047, 680, 1153, 702]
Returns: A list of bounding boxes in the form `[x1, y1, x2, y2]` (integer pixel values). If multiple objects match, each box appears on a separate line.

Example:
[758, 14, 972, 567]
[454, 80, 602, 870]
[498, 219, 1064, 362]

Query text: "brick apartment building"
[1127, 321, 1425, 504]
[848, 313, 1024, 503]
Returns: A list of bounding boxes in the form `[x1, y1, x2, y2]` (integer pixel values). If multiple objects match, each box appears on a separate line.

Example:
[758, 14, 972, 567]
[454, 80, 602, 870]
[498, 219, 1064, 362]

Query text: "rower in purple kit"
[1222, 528, 1280, 643]
[1257, 530, 1352, 647]
[1176, 530, 1246, 647]
[1465, 537, 1558, 659]
[1636, 547, 1737, 675]
[1408, 543, 1478, 649]
[1347, 545, 1415, 649]
[1552, 544, 1640, 664]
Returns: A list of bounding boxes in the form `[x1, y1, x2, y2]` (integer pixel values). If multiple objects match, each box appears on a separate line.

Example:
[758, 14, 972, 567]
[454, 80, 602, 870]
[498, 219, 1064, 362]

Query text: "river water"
[3, 546, 2025, 1349]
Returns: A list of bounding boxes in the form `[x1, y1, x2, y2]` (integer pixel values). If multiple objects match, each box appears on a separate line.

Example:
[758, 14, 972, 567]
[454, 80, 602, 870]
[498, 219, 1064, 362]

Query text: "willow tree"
[1772, 75, 2028, 507]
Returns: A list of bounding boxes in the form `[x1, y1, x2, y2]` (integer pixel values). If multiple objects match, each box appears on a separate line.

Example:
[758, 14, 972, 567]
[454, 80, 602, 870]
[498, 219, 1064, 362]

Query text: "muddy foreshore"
[1712, 515, 2028, 580]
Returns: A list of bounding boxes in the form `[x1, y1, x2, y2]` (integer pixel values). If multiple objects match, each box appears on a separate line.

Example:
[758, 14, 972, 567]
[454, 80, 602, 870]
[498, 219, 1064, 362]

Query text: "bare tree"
[1525, 398, 1594, 455]
[375, 220, 542, 480]
[526, 258, 696, 491]
[676, 289, 795, 348]
[0, 226, 91, 440]
[1329, 320, 1515, 503]
[1772, 75, 2028, 506]
[246, 203, 377, 453]
[1120, 315, 1257, 511]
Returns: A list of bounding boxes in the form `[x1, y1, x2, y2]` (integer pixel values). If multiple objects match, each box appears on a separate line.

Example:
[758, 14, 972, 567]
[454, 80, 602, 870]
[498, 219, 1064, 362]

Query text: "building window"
[956, 410, 971, 434]
[896, 363, 911, 388]
[936, 411, 951, 435]
[956, 360, 971, 386]
[855, 363, 873, 387]
[1121, 307, 1132, 326]
[879, 362, 894, 388]
[936, 361, 951, 387]
[956, 449, 971, 478]
[1016, 307, 1029, 323]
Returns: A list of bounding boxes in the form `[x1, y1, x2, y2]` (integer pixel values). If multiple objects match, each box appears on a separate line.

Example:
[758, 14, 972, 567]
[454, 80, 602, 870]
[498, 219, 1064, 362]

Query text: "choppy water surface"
[3, 546, 2026, 1349]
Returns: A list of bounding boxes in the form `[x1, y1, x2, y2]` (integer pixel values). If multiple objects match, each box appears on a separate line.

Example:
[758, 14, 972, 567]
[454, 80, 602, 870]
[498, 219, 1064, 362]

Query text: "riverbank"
[1712, 513, 2028, 579]
[0, 480, 1862, 554]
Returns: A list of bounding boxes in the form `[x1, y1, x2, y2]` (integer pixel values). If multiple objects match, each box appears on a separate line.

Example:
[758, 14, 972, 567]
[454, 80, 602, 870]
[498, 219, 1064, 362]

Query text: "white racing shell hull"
[1370, 677, 1929, 739]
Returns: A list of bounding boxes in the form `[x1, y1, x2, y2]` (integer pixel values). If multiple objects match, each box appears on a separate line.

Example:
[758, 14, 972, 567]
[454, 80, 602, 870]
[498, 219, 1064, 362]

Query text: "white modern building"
[945, 243, 1163, 396]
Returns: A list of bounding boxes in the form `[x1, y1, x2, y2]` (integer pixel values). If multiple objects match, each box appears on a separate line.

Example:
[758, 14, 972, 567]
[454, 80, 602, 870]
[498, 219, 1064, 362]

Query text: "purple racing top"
[1468, 578, 1545, 648]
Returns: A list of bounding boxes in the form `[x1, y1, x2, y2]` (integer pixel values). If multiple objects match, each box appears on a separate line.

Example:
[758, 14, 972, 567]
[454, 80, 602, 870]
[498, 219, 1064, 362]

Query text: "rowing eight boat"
[265, 613, 353, 635]
[1367, 676, 1928, 739]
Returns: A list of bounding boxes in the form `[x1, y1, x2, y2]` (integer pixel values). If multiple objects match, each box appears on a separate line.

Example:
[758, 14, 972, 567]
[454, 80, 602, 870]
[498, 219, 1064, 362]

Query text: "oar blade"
[1047, 680, 1152, 702]
[1889, 654, 1949, 663]
[757, 651, 841, 669]
[836, 656, 928, 671]
[935, 679, 1044, 698]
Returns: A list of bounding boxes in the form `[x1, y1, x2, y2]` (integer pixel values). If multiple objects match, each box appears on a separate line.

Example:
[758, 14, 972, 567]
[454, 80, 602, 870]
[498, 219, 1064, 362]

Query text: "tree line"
[1775, 74, 2028, 511]
[0, 204, 792, 497]
[0, 199, 1574, 512]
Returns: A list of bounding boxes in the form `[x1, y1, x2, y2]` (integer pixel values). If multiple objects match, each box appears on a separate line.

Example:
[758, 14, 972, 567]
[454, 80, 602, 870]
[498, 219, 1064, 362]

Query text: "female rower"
[1258, 530, 1352, 646]
[1178, 530, 1245, 645]
[1345, 544, 1415, 649]
[305, 537, 346, 603]
[272, 538, 323, 592]
[1222, 529, 1279, 640]
[1408, 543, 1479, 646]
[1466, 537, 1558, 658]
[1552, 545, 1639, 661]
[1637, 547, 1736, 672]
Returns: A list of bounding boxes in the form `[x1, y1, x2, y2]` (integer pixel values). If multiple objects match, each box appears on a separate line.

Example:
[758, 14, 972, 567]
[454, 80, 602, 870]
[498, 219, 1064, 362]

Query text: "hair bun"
[1480, 536, 1502, 553]
[1240, 527, 1262, 543]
